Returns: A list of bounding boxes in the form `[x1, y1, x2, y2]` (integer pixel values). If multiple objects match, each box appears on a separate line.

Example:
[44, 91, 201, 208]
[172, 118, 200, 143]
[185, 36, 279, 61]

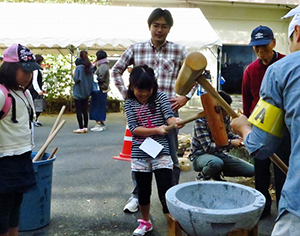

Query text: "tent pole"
[67, 45, 76, 113]
[217, 46, 222, 91]
[70, 53, 73, 113]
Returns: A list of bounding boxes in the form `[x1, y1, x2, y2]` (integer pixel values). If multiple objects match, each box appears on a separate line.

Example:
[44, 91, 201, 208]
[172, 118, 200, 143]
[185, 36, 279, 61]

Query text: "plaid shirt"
[112, 39, 196, 99]
[189, 116, 239, 161]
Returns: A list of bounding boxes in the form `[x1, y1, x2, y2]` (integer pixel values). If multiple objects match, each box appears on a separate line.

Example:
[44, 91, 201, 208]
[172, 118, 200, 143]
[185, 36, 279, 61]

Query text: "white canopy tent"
[0, 3, 221, 55]
[0, 3, 222, 101]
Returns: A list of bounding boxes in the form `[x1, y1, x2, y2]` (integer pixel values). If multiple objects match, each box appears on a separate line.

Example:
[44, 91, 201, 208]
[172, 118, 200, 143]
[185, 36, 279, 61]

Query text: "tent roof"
[0, 3, 222, 55]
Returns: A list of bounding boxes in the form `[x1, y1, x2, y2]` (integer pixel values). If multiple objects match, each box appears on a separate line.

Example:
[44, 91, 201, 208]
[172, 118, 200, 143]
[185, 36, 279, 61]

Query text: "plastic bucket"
[19, 152, 56, 231]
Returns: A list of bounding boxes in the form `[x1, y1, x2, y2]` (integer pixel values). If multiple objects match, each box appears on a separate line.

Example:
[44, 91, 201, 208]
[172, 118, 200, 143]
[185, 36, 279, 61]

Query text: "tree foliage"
[40, 54, 123, 113]
[42, 54, 74, 100]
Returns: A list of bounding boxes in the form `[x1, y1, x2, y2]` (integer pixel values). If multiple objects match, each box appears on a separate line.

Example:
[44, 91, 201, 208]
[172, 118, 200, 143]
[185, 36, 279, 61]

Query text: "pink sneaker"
[133, 219, 153, 235]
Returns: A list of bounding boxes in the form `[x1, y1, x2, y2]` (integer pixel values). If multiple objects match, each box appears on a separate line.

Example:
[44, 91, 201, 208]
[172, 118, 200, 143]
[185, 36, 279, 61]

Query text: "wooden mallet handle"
[198, 76, 238, 118]
[197, 75, 288, 175]
[164, 111, 205, 131]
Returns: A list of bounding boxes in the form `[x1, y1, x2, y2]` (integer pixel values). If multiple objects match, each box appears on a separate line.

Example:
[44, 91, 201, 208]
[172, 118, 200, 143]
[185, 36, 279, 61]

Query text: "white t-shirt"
[0, 89, 35, 158]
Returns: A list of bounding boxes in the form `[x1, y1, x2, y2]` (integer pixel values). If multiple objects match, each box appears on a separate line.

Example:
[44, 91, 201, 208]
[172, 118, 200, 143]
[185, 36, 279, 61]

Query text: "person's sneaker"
[91, 123, 105, 132]
[212, 175, 227, 182]
[123, 197, 139, 213]
[34, 121, 42, 127]
[73, 128, 85, 134]
[36, 120, 42, 126]
[195, 173, 205, 181]
[133, 219, 153, 236]
[195, 173, 210, 181]
[83, 128, 88, 133]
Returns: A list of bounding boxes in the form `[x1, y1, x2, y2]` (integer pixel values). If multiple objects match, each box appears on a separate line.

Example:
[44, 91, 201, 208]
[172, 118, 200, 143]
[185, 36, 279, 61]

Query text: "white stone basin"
[166, 181, 265, 236]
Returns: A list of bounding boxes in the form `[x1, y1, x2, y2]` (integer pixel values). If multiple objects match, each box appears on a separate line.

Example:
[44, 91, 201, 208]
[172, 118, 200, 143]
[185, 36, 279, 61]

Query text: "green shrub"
[40, 54, 122, 113]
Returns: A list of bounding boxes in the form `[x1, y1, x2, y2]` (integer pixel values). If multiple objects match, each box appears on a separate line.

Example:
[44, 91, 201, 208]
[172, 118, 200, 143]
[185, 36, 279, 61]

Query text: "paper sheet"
[139, 137, 164, 158]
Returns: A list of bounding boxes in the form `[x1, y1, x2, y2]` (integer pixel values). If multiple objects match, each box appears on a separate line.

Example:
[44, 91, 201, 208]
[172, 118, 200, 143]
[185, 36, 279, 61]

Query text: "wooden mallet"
[175, 52, 288, 175]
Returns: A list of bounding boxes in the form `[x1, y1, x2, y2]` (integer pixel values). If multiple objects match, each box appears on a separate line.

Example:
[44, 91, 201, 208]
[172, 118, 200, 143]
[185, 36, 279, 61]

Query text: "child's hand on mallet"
[174, 117, 185, 129]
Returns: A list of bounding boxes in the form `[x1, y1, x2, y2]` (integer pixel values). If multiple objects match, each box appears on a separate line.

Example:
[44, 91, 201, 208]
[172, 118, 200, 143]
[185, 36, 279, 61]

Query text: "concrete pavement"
[18, 100, 277, 236]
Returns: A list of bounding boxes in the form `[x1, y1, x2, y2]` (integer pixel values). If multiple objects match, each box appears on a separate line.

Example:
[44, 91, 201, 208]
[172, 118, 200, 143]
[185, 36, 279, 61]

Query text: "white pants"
[272, 211, 300, 236]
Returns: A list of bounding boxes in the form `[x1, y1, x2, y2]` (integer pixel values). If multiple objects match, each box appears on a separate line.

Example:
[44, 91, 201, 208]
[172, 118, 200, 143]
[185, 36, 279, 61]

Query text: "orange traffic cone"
[113, 124, 132, 161]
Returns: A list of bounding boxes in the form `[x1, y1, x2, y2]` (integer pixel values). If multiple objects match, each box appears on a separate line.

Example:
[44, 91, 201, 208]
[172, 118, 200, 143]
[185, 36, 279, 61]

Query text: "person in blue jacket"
[72, 50, 93, 134]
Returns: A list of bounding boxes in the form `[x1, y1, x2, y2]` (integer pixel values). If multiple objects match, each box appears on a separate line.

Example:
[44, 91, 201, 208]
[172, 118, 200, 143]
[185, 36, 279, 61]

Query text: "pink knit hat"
[3, 44, 42, 72]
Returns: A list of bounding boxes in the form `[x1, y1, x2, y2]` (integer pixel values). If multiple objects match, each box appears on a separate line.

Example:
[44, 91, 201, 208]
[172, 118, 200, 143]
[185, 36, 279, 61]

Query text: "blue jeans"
[192, 151, 254, 179]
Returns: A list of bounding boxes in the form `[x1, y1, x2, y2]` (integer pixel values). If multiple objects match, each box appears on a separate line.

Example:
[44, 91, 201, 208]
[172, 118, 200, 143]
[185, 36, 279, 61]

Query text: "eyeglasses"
[151, 23, 170, 30]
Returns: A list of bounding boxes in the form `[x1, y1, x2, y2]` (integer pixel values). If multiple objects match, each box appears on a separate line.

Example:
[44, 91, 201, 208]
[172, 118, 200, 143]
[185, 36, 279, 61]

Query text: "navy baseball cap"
[249, 25, 274, 46]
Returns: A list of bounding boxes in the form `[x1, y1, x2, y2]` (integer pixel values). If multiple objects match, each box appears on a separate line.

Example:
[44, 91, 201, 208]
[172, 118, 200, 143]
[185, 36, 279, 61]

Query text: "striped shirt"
[112, 39, 196, 99]
[189, 116, 239, 161]
[125, 92, 174, 159]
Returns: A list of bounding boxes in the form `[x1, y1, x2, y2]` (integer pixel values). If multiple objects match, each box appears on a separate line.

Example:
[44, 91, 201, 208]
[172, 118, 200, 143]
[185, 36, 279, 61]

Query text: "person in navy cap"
[232, 7, 300, 234]
[241, 25, 290, 219]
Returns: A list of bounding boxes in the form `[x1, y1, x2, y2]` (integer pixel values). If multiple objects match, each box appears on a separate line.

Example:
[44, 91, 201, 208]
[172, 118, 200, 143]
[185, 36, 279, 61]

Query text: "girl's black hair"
[0, 63, 22, 90]
[79, 50, 92, 74]
[127, 65, 158, 111]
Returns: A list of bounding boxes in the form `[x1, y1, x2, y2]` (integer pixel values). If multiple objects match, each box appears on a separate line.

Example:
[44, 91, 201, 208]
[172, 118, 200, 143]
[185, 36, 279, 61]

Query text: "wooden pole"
[197, 76, 288, 175]
[48, 105, 66, 138]
[47, 147, 58, 160]
[164, 111, 205, 131]
[32, 105, 66, 162]
[33, 120, 66, 162]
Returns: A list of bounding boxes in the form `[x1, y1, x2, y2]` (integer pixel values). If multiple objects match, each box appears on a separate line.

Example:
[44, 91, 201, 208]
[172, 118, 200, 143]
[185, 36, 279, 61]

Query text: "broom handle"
[48, 105, 66, 138]
[33, 120, 66, 162]
[47, 147, 58, 160]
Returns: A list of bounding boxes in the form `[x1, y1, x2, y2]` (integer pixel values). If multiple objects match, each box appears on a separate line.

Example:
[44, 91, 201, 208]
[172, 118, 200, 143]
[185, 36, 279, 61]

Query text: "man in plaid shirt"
[189, 91, 254, 181]
[112, 8, 196, 213]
